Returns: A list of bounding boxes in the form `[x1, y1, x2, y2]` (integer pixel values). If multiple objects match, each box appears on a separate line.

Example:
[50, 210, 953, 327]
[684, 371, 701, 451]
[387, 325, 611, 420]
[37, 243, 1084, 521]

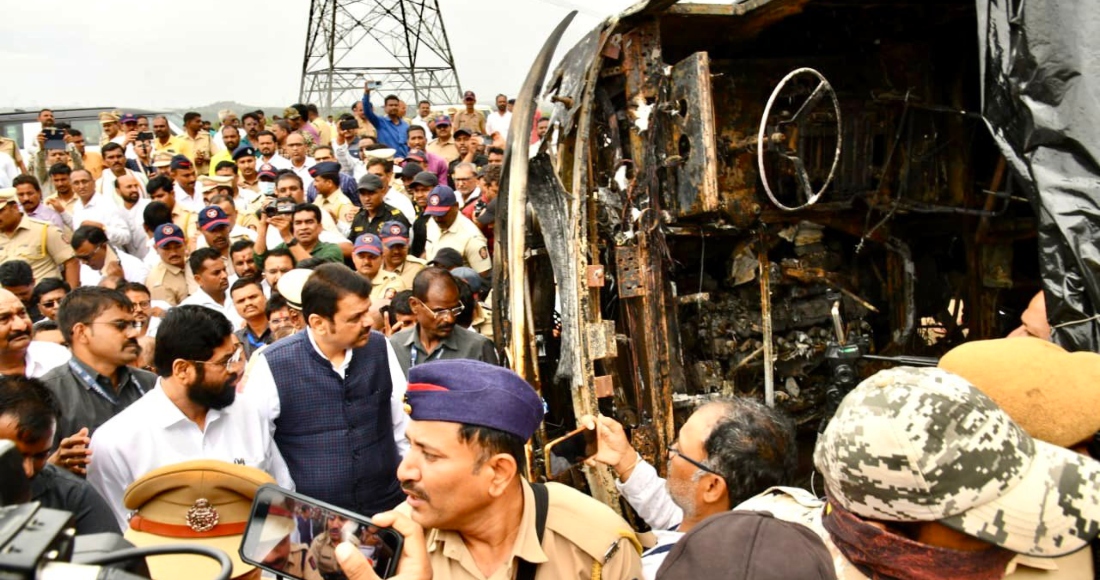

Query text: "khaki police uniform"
[308, 532, 344, 576]
[426, 213, 491, 273]
[145, 261, 191, 306]
[172, 207, 199, 251]
[45, 193, 78, 221]
[0, 137, 24, 170]
[371, 269, 407, 302]
[0, 216, 74, 282]
[427, 138, 461, 164]
[285, 542, 324, 580]
[389, 256, 426, 289]
[404, 480, 642, 580]
[452, 110, 486, 135]
[470, 301, 494, 340]
[317, 190, 356, 226]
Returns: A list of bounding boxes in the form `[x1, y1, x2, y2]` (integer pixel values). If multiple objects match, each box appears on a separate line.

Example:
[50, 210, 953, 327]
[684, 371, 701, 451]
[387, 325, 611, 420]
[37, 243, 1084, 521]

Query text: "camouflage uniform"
[739, 366, 1100, 579]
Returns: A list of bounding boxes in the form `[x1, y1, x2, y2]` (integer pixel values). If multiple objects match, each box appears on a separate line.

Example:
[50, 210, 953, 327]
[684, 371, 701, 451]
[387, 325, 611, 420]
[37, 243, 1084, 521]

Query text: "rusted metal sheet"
[586, 264, 606, 287]
[587, 321, 619, 360]
[594, 375, 615, 398]
[615, 245, 646, 298]
[668, 52, 720, 216]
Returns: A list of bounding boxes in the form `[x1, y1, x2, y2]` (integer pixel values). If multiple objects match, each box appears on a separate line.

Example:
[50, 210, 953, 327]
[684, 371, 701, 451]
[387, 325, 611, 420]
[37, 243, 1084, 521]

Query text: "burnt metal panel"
[668, 52, 721, 217]
[615, 245, 646, 298]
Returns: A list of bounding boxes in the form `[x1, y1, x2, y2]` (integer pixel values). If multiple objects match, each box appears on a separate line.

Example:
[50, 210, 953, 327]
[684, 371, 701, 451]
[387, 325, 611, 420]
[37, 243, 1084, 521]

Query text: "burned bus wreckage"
[493, 0, 1100, 507]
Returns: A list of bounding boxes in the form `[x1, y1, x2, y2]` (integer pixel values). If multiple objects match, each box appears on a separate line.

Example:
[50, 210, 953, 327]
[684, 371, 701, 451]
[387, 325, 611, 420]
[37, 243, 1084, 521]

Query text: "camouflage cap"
[814, 366, 1100, 556]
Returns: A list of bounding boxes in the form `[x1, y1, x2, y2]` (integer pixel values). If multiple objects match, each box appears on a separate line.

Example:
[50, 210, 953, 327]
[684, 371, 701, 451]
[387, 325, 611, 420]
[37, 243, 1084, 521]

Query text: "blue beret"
[407, 360, 543, 440]
[309, 161, 342, 177]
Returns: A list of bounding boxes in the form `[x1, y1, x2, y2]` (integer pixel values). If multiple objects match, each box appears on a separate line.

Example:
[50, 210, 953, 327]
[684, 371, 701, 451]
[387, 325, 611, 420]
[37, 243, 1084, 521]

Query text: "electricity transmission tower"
[299, 0, 463, 113]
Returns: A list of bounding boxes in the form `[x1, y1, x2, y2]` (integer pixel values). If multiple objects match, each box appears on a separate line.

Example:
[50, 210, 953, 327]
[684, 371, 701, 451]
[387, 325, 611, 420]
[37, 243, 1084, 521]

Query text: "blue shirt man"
[361, 89, 409, 158]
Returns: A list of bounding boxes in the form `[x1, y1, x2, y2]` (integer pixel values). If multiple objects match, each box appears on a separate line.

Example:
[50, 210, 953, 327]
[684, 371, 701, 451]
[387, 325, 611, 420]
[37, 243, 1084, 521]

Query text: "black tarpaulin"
[977, 0, 1100, 352]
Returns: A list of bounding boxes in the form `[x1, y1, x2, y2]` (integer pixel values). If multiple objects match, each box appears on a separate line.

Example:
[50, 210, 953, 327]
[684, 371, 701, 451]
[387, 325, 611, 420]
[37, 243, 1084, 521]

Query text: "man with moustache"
[144, 224, 191, 306]
[348, 173, 408, 240]
[230, 240, 260, 281]
[40, 288, 157, 476]
[380, 221, 425, 290]
[88, 305, 294, 529]
[389, 268, 495, 375]
[13, 175, 65, 231]
[245, 264, 409, 516]
[194, 205, 235, 276]
[112, 173, 151, 259]
[0, 288, 70, 378]
[0, 187, 80, 288]
[351, 234, 406, 302]
[96, 143, 147, 202]
[180, 247, 241, 328]
[392, 360, 643, 579]
[231, 278, 272, 359]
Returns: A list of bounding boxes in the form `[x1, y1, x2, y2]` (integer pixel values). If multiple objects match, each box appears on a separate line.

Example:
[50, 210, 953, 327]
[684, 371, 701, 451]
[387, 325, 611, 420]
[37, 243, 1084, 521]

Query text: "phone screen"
[546, 427, 598, 477]
[240, 485, 403, 579]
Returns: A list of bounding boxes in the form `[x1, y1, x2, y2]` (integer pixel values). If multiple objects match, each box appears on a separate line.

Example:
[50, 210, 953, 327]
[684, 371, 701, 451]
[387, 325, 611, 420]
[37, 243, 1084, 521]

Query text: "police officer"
[309, 513, 360, 580]
[349, 174, 408, 239]
[422, 186, 491, 276]
[0, 187, 80, 289]
[144, 224, 191, 306]
[385, 360, 644, 579]
[351, 234, 406, 302]
[380, 221, 426, 289]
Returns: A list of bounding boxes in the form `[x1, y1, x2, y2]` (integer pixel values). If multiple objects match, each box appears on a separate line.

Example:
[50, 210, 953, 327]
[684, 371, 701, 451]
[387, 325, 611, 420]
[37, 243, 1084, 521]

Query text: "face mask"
[260, 182, 275, 196]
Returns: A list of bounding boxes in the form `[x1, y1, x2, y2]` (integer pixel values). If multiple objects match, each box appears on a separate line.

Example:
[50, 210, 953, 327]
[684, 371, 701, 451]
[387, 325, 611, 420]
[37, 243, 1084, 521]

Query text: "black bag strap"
[514, 482, 550, 580]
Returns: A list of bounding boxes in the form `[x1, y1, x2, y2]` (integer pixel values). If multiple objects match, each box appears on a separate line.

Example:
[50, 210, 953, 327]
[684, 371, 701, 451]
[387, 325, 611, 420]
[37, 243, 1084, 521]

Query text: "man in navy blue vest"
[244, 263, 409, 515]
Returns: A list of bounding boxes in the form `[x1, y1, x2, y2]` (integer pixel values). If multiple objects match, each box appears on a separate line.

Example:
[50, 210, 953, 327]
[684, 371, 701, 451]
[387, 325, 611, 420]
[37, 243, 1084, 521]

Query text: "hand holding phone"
[545, 425, 599, 478]
[240, 485, 405, 579]
[334, 511, 432, 580]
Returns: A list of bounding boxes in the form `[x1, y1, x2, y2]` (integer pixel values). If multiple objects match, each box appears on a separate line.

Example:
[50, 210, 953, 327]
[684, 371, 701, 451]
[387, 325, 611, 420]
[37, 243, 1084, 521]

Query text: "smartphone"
[544, 426, 598, 478]
[367, 81, 383, 90]
[240, 485, 403, 580]
[481, 136, 493, 146]
[137, 131, 154, 141]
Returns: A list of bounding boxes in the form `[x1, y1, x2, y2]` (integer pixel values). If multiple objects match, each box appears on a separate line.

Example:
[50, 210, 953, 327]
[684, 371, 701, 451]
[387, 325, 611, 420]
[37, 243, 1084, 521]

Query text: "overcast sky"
[0, 0, 647, 111]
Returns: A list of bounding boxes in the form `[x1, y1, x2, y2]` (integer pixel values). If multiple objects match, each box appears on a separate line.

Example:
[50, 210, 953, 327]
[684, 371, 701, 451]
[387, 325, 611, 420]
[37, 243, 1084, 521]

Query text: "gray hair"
[697, 398, 797, 506]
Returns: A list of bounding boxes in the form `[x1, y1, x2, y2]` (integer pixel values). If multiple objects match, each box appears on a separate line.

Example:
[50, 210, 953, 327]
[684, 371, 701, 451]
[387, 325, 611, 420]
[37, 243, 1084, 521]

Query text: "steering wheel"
[756, 67, 842, 211]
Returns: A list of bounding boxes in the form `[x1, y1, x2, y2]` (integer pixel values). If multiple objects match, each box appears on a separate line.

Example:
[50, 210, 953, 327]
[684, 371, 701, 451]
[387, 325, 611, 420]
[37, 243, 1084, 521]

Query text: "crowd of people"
[0, 88, 1099, 580]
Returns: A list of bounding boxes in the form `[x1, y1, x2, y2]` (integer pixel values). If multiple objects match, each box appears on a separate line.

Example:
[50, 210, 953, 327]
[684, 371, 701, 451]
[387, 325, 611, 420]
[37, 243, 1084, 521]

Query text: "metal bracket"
[615, 245, 646, 298]
[586, 265, 607, 287]
[587, 320, 619, 360]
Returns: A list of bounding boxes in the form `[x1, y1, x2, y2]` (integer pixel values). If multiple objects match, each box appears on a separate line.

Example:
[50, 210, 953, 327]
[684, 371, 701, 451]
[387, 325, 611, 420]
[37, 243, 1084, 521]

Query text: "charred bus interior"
[510, 0, 1039, 499]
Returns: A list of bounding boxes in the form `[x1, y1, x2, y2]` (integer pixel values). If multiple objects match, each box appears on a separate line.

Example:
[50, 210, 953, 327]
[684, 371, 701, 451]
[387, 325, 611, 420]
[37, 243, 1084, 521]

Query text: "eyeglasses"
[74, 243, 104, 263]
[131, 300, 152, 310]
[89, 319, 143, 332]
[415, 300, 464, 321]
[667, 444, 724, 479]
[186, 346, 244, 372]
[269, 316, 293, 327]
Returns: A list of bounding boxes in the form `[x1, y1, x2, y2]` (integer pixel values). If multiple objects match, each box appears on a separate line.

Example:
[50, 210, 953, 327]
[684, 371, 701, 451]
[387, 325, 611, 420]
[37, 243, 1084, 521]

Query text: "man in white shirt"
[170, 155, 203, 213]
[71, 169, 131, 250]
[244, 264, 408, 515]
[88, 304, 294, 529]
[0, 289, 70, 378]
[284, 133, 315, 186]
[0, 152, 18, 188]
[112, 174, 150, 259]
[256, 131, 292, 171]
[71, 224, 148, 286]
[96, 143, 148, 203]
[583, 400, 797, 578]
[485, 94, 513, 142]
[180, 248, 243, 329]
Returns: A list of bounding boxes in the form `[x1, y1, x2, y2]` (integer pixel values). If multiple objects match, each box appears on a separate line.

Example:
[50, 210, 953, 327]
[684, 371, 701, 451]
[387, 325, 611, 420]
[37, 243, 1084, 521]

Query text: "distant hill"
[169, 101, 287, 123]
